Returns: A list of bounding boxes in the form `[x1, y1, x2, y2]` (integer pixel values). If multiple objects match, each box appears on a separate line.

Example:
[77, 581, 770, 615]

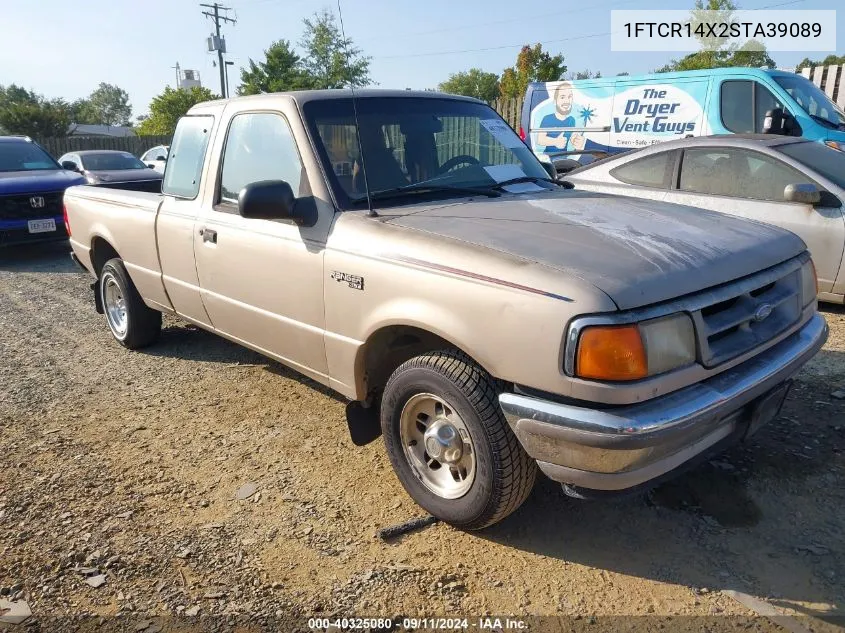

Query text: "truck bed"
[64, 185, 170, 311]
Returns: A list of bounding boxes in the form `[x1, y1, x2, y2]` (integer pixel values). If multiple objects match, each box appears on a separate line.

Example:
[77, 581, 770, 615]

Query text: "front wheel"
[381, 350, 536, 530]
[100, 258, 161, 349]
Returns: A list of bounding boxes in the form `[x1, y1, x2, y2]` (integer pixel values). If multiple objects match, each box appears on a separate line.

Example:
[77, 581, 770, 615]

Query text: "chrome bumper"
[499, 313, 828, 491]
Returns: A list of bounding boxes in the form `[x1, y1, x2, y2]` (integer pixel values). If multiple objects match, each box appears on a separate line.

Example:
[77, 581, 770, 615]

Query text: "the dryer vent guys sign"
[614, 88, 697, 135]
[531, 81, 708, 154]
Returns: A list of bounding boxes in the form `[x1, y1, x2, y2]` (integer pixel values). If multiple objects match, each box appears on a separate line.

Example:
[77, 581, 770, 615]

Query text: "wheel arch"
[89, 234, 121, 278]
[353, 323, 499, 403]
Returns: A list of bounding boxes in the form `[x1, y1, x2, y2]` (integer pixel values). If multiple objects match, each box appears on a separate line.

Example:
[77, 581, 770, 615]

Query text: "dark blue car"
[0, 136, 86, 246]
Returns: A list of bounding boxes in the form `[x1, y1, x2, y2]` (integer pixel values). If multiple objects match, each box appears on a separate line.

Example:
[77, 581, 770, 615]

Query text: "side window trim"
[213, 109, 307, 214]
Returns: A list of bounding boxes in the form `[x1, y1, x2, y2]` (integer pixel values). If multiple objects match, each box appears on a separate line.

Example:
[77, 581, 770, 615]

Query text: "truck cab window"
[754, 83, 784, 133]
[219, 112, 303, 204]
[162, 117, 213, 199]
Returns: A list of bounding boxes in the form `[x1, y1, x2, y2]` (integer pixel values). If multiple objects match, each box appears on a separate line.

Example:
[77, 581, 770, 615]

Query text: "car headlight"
[801, 258, 818, 306]
[573, 313, 696, 381]
[824, 141, 843, 152]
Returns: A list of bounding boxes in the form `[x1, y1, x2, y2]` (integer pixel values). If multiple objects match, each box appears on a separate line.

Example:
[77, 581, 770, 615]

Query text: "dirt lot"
[1, 242, 844, 632]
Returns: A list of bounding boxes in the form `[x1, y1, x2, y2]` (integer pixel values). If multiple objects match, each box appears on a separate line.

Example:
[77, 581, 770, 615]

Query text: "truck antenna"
[337, 0, 377, 217]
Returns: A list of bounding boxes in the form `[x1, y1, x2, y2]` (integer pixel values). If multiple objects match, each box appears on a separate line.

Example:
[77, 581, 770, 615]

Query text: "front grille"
[691, 266, 802, 368]
[0, 192, 63, 220]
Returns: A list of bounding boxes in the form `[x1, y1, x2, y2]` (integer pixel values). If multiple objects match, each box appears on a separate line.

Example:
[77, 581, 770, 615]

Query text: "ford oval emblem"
[753, 303, 774, 323]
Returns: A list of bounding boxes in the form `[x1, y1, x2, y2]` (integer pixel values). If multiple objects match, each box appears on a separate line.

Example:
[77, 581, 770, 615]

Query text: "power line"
[200, 3, 237, 98]
[374, 0, 807, 61]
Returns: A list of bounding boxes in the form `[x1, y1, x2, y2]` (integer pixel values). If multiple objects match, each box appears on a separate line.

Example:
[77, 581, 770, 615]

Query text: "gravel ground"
[1, 242, 844, 633]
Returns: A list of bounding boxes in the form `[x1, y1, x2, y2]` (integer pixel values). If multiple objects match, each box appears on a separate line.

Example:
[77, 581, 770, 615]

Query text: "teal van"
[520, 67, 845, 168]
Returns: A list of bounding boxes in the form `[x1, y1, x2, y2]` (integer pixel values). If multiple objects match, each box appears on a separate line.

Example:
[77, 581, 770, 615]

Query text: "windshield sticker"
[483, 165, 545, 193]
[480, 119, 524, 148]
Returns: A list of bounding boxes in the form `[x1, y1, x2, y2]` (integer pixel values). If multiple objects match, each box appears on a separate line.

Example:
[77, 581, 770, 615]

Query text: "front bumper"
[499, 313, 828, 491]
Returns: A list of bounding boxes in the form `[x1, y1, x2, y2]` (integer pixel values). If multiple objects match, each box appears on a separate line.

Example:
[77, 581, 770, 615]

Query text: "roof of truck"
[188, 89, 483, 113]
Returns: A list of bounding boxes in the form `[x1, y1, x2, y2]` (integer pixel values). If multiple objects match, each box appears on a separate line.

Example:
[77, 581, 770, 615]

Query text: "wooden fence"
[38, 135, 171, 158]
[491, 97, 523, 131]
[799, 64, 845, 109]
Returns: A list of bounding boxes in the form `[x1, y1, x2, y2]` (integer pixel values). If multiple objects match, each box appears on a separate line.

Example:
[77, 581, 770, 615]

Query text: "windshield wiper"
[491, 175, 573, 190]
[354, 183, 500, 205]
[808, 113, 844, 130]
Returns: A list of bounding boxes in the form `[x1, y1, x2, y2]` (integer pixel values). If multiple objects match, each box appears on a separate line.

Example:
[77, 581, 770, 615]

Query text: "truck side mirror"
[540, 162, 556, 180]
[784, 183, 821, 205]
[238, 180, 299, 221]
[62, 160, 80, 172]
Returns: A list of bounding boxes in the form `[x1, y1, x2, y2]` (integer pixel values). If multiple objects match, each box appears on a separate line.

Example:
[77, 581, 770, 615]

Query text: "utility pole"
[172, 62, 181, 88]
[200, 3, 236, 98]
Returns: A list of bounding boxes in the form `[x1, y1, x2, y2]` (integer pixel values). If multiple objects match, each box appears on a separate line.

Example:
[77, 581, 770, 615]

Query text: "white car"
[140, 145, 169, 173]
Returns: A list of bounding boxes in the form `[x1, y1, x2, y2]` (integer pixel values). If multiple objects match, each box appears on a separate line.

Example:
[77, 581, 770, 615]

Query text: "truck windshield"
[303, 97, 550, 208]
[81, 152, 147, 171]
[0, 142, 60, 172]
[773, 75, 845, 130]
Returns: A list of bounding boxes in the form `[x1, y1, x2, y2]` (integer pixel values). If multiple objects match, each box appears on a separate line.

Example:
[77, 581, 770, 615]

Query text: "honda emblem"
[29, 196, 45, 209]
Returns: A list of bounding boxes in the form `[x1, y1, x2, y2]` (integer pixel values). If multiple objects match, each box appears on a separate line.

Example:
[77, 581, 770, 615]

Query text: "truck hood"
[381, 190, 806, 310]
[0, 169, 86, 195]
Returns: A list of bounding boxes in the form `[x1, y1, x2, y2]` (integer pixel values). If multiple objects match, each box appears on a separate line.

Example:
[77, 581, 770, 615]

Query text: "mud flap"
[345, 400, 381, 446]
[91, 280, 104, 314]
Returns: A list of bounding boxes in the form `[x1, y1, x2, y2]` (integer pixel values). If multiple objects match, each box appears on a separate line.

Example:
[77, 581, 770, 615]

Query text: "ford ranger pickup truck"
[64, 90, 828, 529]
[1, 136, 85, 246]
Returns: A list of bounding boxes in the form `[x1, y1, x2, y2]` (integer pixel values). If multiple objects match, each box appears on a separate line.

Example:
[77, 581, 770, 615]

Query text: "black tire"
[99, 258, 161, 349]
[381, 350, 536, 530]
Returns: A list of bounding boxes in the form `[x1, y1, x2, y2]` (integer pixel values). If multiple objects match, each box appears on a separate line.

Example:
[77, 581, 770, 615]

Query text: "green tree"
[656, 0, 775, 72]
[0, 84, 71, 137]
[238, 40, 315, 95]
[87, 82, 132, 126]
[69, 98, 97, 124]
[796, 54, 845, 72]
[136, 86, 217, 136]
[499, 44, 566, 99]
[299, 9, 371, 89]
[438, 68, 500, 102]
[571, 69, 602, 80]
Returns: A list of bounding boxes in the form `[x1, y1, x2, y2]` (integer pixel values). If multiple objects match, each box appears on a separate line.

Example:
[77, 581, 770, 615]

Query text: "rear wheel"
[100, 258, 161, 349]
[381, 350, 536, 530]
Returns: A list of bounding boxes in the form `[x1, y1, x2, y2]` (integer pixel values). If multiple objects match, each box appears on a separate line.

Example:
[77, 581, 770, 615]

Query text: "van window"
[610, 151, 676, 188]
[721, 81, 754, 133]
[219, 112, 304, 204]
[680, 147, 807, 201]
[721, 81, 785, 134]
[162, 116, 214, 199]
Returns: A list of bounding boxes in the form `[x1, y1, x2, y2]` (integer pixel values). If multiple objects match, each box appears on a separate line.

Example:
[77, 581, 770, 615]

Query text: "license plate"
[745, 380, 792, 440]
[28, 219, 56, 233]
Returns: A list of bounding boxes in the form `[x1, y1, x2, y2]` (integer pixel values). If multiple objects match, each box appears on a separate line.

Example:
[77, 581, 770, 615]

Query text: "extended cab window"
[680, 147, 808, 201]
[721, 80, 785, 134]
[610, 151, 676, 188]
[162, 116, 213, 199]
[219, 112, 303, 204]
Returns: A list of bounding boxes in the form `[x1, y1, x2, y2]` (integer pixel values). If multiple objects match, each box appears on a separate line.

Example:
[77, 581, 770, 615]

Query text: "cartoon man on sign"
[538, 82, 587, 153]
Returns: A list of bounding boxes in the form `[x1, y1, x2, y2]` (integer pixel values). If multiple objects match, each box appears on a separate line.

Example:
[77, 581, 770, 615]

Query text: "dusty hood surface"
[380, 190, 806, 310]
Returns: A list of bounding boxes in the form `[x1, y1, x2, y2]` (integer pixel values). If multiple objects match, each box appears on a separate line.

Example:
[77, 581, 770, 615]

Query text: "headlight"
[824, 141, 843, 152]
[801, 258, 818, 306]
[574, 313, 695, 381]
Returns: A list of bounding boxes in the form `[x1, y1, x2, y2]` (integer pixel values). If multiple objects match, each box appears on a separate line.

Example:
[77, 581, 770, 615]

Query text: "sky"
[0, 0, 842, 120]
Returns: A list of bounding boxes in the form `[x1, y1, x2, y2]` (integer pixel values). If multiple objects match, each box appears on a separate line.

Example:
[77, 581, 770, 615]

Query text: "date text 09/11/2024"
[307, 617, 528, 630]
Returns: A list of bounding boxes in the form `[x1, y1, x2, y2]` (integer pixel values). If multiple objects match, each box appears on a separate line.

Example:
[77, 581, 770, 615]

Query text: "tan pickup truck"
[65, 90, 828, 529]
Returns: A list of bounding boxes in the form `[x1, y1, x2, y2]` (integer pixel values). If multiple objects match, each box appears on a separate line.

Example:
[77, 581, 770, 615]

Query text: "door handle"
[201, 228, 217, 244]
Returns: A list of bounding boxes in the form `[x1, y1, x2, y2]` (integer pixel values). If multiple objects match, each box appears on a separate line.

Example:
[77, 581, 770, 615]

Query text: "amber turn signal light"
[576, 324, 648, 381]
